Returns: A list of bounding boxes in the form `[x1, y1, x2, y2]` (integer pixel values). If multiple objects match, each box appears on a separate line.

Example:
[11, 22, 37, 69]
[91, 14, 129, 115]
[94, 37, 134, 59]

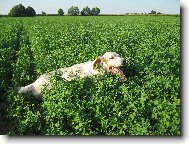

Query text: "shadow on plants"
[122, 63, 140, 79]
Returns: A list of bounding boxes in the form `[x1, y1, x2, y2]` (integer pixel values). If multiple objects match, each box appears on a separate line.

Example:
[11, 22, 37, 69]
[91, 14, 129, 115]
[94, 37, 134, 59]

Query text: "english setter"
[18, 52, 127, 97]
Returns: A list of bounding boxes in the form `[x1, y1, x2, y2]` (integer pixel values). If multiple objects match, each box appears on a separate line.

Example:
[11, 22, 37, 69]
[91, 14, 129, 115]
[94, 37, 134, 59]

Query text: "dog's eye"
[109, 57, 114, 59]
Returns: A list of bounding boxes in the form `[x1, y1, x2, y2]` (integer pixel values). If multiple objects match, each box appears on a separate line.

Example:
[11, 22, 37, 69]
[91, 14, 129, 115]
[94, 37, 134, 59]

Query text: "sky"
[0, 0, 180, 15]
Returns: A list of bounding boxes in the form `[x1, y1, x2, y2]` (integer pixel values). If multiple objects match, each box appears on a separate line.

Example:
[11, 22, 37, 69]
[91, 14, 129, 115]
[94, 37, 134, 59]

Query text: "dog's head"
[93, 52, 127, 81]
[102, 52, 125, 68]
[93, 52, 125, 70]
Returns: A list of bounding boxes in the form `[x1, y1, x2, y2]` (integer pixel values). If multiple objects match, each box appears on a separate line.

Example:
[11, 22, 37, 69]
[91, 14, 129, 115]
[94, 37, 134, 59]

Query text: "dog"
[18, 52, 127, 97]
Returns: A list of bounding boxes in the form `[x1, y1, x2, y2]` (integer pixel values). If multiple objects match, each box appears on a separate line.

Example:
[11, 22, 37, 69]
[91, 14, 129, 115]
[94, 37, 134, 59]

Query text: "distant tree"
[25, 6, 36, 17]
[58, 8, 64, 16]
[81, 6, 91, 16]
[91, 7, 100, 15]
[157, 12, 162, 14]
[151, 10, 156, 14]
[68, 6, 80, 16]
[8, 4, 26, 17]
[42, 11, 46, 16]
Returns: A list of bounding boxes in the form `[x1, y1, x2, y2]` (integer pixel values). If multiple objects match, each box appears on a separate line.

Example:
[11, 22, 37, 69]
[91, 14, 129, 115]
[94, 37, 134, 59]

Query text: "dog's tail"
[18, 84, 34, 94]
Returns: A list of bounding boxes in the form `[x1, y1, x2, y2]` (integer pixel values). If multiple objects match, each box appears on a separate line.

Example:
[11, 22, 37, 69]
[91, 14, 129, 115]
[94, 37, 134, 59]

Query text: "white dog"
[18, 52, 127, 96]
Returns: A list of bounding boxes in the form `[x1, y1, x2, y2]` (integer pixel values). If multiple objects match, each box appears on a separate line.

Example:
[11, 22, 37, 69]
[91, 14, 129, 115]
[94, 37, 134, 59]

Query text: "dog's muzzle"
[109, 66, 127, 81]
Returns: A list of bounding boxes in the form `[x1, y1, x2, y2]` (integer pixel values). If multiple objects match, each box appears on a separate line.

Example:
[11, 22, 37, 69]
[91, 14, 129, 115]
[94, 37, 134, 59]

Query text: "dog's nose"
[123, 59, 126, 65]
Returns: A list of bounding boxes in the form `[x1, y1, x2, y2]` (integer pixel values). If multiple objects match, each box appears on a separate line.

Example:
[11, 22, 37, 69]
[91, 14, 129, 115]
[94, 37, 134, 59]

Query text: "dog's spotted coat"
[18, 52, 126, 97]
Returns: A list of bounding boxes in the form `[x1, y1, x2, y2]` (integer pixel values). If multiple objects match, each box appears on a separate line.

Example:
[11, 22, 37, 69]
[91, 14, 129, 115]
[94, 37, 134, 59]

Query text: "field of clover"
[0, 16, 180, 135]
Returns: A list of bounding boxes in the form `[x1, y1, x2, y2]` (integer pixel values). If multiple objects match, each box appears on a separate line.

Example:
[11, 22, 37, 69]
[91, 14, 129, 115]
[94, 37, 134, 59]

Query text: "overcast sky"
[0, 0, 180, 15]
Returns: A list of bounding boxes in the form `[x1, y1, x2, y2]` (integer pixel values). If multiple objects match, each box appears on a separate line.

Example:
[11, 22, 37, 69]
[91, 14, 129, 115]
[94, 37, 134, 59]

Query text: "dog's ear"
[93, 57, 102, 69]
[93, 57, 108, 69]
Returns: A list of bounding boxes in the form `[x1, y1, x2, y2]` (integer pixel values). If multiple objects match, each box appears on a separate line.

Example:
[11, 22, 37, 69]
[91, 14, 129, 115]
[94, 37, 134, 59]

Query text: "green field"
[0, 16, 180, 135]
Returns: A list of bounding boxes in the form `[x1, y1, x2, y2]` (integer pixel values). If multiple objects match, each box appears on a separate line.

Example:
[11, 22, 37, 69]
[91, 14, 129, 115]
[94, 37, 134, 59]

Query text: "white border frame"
[0, 0, 188, 144]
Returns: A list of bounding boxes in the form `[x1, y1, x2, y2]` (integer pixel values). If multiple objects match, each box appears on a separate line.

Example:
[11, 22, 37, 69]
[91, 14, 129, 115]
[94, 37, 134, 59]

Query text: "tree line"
[8, 4, 36, 17]
[8, 4, 100, 17]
